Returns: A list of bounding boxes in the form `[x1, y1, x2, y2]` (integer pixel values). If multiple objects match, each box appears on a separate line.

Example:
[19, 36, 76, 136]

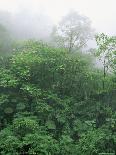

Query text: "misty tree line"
[0, 10, 116, 155]
[0, 10, 94, 55]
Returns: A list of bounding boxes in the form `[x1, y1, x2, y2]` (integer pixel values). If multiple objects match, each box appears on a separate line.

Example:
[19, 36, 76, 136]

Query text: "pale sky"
[0, 0, 116, 35]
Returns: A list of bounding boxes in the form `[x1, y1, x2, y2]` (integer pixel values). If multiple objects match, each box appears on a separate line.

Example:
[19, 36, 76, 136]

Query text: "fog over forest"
[0, 0, 116, 34]
[0, 1, 116, 155]
[0, 9, 53, 40]
[0, 0, 115, 47]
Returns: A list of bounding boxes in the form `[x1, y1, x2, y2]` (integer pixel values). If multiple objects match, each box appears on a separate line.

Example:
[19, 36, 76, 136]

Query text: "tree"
[95, 33, 116, 90]
[51, 11, 94, 52]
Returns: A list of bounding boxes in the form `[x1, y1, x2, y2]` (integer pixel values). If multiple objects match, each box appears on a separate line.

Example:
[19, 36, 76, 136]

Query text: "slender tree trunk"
[103, 58, 106, 90]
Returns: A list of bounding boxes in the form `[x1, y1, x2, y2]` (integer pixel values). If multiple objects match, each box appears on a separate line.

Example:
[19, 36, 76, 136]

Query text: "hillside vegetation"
[0, 40, 116, 155]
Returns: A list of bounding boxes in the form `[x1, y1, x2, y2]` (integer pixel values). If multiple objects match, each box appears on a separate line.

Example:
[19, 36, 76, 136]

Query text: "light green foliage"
[95, 33, 116, 68]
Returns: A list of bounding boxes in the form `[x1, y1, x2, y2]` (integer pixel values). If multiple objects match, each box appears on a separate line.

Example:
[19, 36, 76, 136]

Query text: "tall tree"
[95, 33, 116, 90]
[51, 11, 94, 52]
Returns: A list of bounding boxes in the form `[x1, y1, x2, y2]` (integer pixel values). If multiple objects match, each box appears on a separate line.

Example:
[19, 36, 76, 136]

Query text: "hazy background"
[0, 0, 116, 33]
[0, 0, 115, 47]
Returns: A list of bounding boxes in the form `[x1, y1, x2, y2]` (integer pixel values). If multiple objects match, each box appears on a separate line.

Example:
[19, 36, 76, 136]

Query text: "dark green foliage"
[0, 40, 116, 154]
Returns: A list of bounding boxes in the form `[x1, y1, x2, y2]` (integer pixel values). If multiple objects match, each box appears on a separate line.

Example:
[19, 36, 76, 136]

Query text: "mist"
[0, 0, 115, 50]
[0, 1, 116, 154]
[0, 9, 53, 41]
[0, 0, 116, 34]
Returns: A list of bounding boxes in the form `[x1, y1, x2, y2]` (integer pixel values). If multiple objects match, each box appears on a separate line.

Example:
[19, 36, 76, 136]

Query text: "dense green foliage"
[0, 38, 116, 155]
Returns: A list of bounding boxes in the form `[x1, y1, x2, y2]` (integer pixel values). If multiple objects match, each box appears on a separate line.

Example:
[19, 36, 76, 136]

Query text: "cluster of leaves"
[0, 40, 116, 155]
